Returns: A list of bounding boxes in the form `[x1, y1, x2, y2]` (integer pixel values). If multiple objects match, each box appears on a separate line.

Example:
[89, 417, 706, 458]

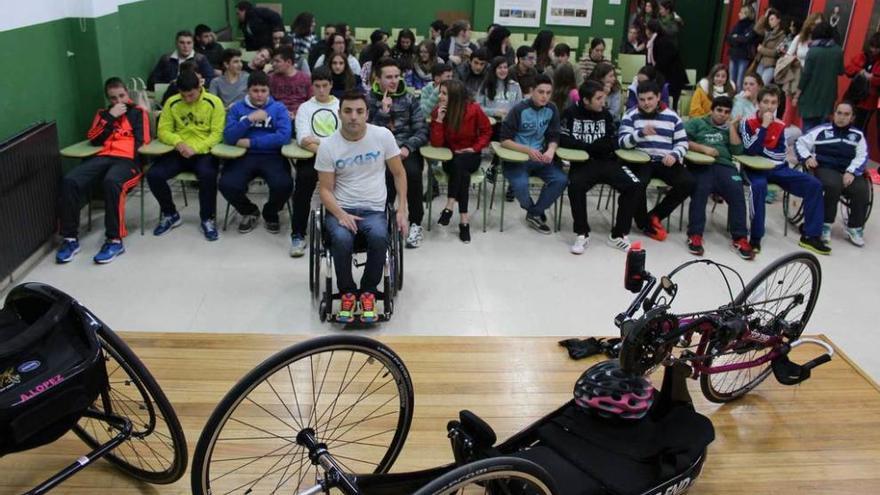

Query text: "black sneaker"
[750, 240, 761, 254]
[265, 219, 281, 234]
[438, 208, 453, 226]
[526, 214, 551, 234]
[238, 214, 259, 233]
[798, 236, 831, 256]
[505, 185, 515, 202]
[459, 223, 471, 243]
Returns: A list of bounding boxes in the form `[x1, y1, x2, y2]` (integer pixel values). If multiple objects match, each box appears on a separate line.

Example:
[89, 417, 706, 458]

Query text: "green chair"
[555, 35, 580, 57]
[420, 146, 489, 233]
[491, 142, 563, 232]
[685, 68, 697, 90]
[355, 27, 380, 43]
[617, 54, 646, 87]
[552, 147, 590, 231]
[282, 141, 317, 233]
[219, 40, 241, 50]
[241, 51, 258, 63]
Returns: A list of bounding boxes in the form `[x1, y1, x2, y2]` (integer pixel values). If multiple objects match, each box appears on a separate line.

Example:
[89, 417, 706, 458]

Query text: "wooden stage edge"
[1, 332, 879, 494]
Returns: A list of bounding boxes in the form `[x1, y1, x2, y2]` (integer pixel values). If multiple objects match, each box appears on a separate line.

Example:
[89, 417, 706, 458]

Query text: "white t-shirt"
[315, 124, 400, 212]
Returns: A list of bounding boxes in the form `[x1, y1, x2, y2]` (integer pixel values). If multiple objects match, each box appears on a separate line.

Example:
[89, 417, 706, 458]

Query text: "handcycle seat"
[0, 285, 107, 456]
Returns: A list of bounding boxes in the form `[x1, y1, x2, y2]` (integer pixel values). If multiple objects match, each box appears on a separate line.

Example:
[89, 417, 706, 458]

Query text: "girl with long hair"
[551, 62, 578, 111]
[531, 30, 555, 73]
[689, 64, 736, 118]
[485, 26, 514, 66]
[407, 40, 441, 90]
[392, 29, 418, 71]
[477, 56, 523, 121]
[589, 62, 623, 120]
[430, 79, 492, 242]
[328, 52, 362, 98]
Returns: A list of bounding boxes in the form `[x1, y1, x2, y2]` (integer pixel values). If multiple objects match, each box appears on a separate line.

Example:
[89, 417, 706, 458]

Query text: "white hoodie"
[295, 96, 340, 146]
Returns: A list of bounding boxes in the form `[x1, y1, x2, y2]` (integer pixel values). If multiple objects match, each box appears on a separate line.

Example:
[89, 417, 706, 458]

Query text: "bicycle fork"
[296, 428, 360, 495]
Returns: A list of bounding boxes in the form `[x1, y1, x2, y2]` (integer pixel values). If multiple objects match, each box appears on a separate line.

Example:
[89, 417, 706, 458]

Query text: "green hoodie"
[684, 115, 743, 168]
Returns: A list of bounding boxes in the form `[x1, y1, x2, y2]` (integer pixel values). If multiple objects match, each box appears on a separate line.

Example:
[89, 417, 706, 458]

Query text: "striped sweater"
[738, 114, 786, 167]
[618, 106, 687, 162]
[795, 123, 868, 175]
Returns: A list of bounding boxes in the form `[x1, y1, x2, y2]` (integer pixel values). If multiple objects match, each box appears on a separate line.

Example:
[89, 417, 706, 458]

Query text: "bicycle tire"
[700, 252, 821, 402]
[412, 457, 558, 495]
[73, 326, 188, 484]
[191, 335, 414, 494]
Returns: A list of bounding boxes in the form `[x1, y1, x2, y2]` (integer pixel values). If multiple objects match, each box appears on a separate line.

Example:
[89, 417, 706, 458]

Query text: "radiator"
[0, 122, 61, 281]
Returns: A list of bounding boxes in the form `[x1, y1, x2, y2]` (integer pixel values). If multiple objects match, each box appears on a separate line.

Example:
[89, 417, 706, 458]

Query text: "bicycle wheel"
[413, 457, 558, 495]
[73, 326, 188, 484]
[700, 252, 821, 403]
[191, 335, 414, 495]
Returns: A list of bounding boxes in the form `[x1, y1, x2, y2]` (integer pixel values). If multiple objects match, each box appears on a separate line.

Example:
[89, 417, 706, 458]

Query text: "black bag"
[844, 73, 870, 104]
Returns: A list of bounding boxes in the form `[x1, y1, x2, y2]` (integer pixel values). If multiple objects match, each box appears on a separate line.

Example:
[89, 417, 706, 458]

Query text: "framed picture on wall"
[824, 0, 855, 49]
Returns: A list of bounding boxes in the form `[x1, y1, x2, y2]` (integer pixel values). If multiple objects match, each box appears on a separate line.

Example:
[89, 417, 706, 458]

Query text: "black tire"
[308, 211, 317, 295]
[700, 252, 822, 403]
[782, 189, 805, 227]
[396, 229, 404, 292]
[191, 335, 415, 495]
[413, 457, 558, 495]
[73, 326, 187, 484]
[383, 275, 393, 318]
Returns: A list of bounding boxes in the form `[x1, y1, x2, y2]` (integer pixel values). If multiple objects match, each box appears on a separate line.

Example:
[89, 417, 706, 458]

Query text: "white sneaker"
[406, 224, 423, 248]
[606, 234, 632, 251]
[821, 223, 832, 244]
[570, 235, 589, 254]
[845, 227, 865, 247]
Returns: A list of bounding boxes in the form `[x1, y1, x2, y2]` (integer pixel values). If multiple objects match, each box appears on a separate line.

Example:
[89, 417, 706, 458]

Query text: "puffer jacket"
[366, 79, 428, 152]
[754, 26, 785, 68]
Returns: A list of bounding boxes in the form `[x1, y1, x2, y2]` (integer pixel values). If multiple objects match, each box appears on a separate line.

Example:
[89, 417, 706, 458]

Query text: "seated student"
[315, 91, 409, 323]
[477, 56, 523, 122]
[543, 43, 573, 83]
[328, 52, 362, 98]
[147, 30, 215, 90]
[429, 19, 448, 45]
[161, 59, 205, 105]
[194, 24, 224, 75]
[219, 71, 293, 235]
[618, 80, 695, 241]
[684, 96, 754, 259]
[513, 45, 539, 96]
[419, 63, 454, 116]
[407, 40, 443, 90]
[367, 58, 429, 248]
[625, 65, 671, 111]
[270, 45, 313, 120]
[271, 25, 292, 50]
[361, 42, 391, 93]
[56, 78, 150, 265]
[738, 85, 829, 254]
[438, 20, 478, 67]
[290, 67, 340, 257]
[621, 25, 647, 55]
[360, 29, 390, 64]
[209, 48, 249, 108]
[242, 47, 272, 73]
[588, 62, 623, 123]
[561, 80, 640, 254]
[578, 38, 612, 81]
[731, 71, 763, 120]
[391, 29, 418, 72]
[309, 24, 337, 69]
[290, 12, 317, 65]
[689, 64, 736, 118]
[795, 101, 869, 247]
[550, 62, 578, 111]
[429, 79, 492, 243]
[499, 74, 568, 234]
[454, 47, 490, 96]
[147, 71, 226, 241]
[235, 1, 284, 51]
[315, 33, 362, 75]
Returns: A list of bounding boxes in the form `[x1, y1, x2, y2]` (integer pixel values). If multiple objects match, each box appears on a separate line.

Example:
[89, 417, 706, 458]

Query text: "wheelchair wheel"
[412, 457, 558, 495]
[839, 175, 874, 226]
[395, 228, 404, 292]
[308, 210, 317, 295]
[73, 326, 188, 484]
[782, 189, 805, 228]
[700, 252, 821, 403]
[191, 335, 414, 495]
[319, 274, 332, 322]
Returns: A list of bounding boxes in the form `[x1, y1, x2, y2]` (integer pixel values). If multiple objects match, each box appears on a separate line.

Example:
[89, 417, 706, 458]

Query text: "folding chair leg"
[596, 184, 605, 210]
[87, 192, 93, 232]
[223, 203, 231, 231]
[140, 180, 145, 235]
[679, 200, 685, 232]
[181, 181, 189, 207]
[426, 172, 434, 232]
[482, 177, 488, 233]
[500, 175, 506, 232]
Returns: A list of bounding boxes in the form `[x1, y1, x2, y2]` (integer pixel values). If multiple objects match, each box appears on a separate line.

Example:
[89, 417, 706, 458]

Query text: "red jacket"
[430, 101, 492, 152]
[844, 52, 880, 110]
[86, 101, 151, 162]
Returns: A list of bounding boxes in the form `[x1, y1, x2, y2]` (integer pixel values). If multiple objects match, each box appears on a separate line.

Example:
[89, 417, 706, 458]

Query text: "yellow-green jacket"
[158, 89, 225, 154]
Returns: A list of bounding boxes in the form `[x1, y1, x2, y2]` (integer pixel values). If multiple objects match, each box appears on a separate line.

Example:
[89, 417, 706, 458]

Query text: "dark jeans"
[814, 167, 869, 228]
[146, 152, 218, 221]
[219, 154, 293, 223]
[686, 164, 748, 239]
[59, 156, 141, 239]
[326, 208, 387, 295]
[386, 150, 424, 225]
[443, 152, 481, 214]
[291, 157, 318, 237]
[745, 165, 823, 242]
[630, 161, 695, 229]
[567, 158, 640, 237]
[503, 160, 568, 217]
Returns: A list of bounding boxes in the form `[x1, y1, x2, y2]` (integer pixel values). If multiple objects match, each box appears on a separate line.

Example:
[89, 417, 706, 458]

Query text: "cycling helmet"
[573, 359, 655, 420]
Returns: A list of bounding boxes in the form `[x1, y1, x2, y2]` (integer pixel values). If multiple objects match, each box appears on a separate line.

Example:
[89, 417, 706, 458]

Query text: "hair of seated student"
[440, 78, 470, 129]
[312, 66, 333, 84]
[340, 89, 368, 107]
[534, 73, 552, 88]
[104, 77, 127, 94]
[194, 24, 212, 38]
[589, 62, 620, 92]
[222, 48, 242, 69]
[275, 44, 296, 63]
[292, 12, 315, 37]
[176, 30, 194, 41]
[432, 63, 453, 80]
[553, 43, 571, 58]
[637, 80, 661, 96]
[551, 62, 576, 110]
[447, 20, 470, 39]
[248, 70, 270, 88]
[578, 80, 605, 103]
[757, 85, 780, 103]
[177, 71, 201, 92]
[486, 26, 511, 58]
[516, 45, 535, 61]
[711, 95, 734, 110]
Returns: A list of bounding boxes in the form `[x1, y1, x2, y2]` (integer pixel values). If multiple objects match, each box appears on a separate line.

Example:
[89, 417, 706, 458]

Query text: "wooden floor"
[2, 332, 879, 494]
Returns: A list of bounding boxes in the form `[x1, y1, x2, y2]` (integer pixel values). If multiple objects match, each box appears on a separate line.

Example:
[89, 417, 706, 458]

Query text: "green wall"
[0, 0, 227, 148]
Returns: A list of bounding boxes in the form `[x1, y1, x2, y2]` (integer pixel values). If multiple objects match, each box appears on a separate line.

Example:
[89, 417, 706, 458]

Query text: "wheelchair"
[0, 283, 187, 493]
[308, 204, 404, 323]
[783, 166, 874, 235]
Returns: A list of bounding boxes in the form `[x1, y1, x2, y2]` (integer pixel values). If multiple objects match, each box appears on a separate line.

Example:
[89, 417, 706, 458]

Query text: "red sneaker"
[359, 292, 378, 323]
[337, 293, 357, 323]
[644, 215, 668, 242]
[732, 238, 755, 260]
[687, 234, 704, 256]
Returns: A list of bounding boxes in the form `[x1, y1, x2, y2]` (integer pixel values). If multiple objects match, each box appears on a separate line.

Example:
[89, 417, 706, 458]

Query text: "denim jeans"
[325, 208, 387, 294]
[502, 160, 568, 217]
[756, 64, 775, 87]
[686, 164, 748, 239]
[729, 58, 749, 92]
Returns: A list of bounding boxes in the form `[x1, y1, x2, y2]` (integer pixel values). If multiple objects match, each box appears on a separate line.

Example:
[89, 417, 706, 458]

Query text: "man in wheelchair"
[795, 101, 870, 247]
[315, 90, 409, 323]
